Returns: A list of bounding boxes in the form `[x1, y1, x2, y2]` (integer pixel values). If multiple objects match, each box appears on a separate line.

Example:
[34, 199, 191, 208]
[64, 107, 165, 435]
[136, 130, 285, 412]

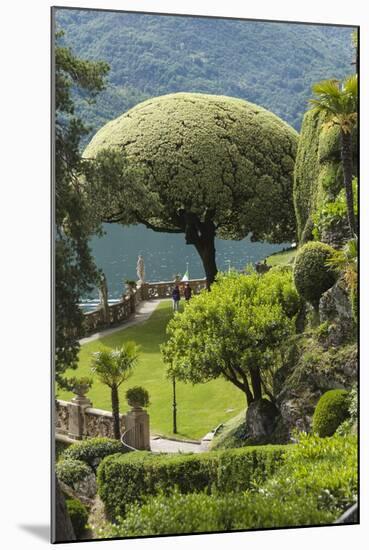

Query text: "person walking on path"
[183, 282, 192, 301]
[172, 284, 181, 312]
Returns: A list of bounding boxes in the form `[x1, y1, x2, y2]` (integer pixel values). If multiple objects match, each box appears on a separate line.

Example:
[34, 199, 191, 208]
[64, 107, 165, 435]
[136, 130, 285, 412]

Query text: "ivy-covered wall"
[294, 109, 357, 244]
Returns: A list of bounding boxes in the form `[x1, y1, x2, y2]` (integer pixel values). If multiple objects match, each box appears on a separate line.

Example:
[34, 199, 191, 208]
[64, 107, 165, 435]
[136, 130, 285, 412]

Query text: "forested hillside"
[55, 9, 354, 139]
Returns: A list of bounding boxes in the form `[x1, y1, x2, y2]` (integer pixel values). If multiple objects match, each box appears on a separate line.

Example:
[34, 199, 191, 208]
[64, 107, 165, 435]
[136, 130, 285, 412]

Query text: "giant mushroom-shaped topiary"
[84, 93, 298, 287]
[293, 241, 337, 310]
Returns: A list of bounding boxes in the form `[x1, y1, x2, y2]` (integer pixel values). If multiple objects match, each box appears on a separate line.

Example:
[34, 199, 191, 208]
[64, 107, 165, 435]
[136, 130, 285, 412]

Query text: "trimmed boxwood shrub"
[97, 445, 287, 519]
[313, 389, 350, 437]
[66, 498, 89, 539]
[61, 438, 126, 471]
[101, 433, 357, 537]
[293, 241, 337, 309]
[56, 458, 93, 487]
[55, 439, 72, 461]
[103, 489, 334, 537]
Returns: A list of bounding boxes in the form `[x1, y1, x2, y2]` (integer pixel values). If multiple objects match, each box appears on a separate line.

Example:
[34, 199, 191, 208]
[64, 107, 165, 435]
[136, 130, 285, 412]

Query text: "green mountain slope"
[55, 9, 355, 137]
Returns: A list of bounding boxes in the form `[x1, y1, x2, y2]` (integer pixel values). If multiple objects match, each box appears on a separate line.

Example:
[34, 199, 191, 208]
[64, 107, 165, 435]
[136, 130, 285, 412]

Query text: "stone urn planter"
[125, 386, 151, 451]
[70, 377, 93, 406]
[127, 399, 143, 411]
[126, 386, 150, 411]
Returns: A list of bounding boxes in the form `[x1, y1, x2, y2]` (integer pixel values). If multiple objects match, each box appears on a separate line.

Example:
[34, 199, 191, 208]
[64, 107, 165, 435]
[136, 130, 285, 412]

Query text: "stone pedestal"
[124, 408, 150, 450]
[67, 396, 92, 440]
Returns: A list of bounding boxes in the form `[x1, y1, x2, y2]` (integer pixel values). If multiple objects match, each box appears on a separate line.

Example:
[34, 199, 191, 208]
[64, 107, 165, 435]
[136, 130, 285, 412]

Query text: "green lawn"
[266, 248, 296, 267]
[58, 300, 245, 440]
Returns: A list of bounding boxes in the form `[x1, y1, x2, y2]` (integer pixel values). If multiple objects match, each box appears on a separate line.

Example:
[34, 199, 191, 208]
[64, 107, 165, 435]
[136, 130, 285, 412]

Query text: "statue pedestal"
[124, 408, 150, 450]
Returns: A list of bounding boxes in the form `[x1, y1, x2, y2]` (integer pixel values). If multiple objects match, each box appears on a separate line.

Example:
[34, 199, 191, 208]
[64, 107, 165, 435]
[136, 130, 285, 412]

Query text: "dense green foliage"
[294, 110, 325, 241]
[294, 109, 357, 243]
[337, 386, 357, 435]
[101, 434, 357, 536]
[61, 438, 126, 471]
[56, 10, 354, 135]
[56, 439, 71, 460]
[97, 444, 286, 519]
[54, 32, 109, 387]
[56, 458, 93, 487]
[162, 269, 300, 405]
[293, 242, 337, 308]
[103, 489, 330, 536]
[312, 179, 358, 241]
[65, 498, 89, 539]
[313, 389, 350, 437]
[309, 76, 358, 236]
[326, 237, 358, 321]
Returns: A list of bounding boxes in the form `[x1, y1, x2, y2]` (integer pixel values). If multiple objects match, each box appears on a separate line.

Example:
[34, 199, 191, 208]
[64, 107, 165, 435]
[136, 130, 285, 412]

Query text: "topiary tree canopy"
[84, 93, 298, 286]
[293, 241, 337, 310]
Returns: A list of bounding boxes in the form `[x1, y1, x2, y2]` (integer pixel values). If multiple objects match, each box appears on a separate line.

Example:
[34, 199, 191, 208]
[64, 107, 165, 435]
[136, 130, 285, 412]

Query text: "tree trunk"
[194, 234, 218, 289]
[111, 384, 121, 440]
[250, 366, 262, 401]
[340, 131, 357, 237]
[183, 211, 218, 289]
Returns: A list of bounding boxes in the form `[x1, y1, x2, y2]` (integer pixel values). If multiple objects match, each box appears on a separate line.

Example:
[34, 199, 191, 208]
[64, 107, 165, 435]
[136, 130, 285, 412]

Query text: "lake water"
[81, 224, 289, 309]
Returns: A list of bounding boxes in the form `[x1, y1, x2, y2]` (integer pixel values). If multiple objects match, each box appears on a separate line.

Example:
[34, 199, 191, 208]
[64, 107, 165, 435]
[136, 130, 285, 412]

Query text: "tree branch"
[134, 212, 183, 234]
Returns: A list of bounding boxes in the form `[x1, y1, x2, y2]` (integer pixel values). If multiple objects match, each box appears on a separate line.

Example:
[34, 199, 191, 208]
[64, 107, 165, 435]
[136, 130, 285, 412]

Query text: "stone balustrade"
[55, 399, 126, 441]
[55, 397, 150, 451]
[82, 278, 206, 336]
[141, 278, 206, 300]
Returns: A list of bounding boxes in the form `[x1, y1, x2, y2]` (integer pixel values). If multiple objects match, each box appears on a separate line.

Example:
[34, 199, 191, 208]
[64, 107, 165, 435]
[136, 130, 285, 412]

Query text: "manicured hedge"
[66, 498, 89, 539]
[104, 489, 334, 537]
[97, 445, 287, 519]
[313, 389, 350, 437]
[101, 433, 357, 537]
[61, 438, 126, 471]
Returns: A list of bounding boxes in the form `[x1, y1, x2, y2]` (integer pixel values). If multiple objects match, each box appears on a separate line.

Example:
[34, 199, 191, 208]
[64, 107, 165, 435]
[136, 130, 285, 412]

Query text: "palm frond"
[343, 74, 358, 96]
[311, 79, 340, 97]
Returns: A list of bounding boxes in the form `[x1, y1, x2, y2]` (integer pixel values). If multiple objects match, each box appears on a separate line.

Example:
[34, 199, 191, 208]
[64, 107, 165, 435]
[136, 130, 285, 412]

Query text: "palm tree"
[91, 342, 139, 439]
[310, 75, 358, 237]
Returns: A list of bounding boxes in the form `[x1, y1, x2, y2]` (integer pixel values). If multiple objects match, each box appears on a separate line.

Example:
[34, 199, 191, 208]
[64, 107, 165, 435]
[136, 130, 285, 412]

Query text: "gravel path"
[150, 436, 210, 453]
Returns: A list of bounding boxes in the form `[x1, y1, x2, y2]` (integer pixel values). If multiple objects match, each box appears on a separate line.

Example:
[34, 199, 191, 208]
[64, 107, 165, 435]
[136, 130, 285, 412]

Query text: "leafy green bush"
[313, 389, 350, 437]
[56, 458, 93, 487]
[97, 445, 286, 519]
[66, 498, 89, 539]
[102, 489, 331, 537]
[293, 241, 337, 309]
[61, 438, 126, 471]
[101, 434, 357, 537]
[55, 439, 71, 461]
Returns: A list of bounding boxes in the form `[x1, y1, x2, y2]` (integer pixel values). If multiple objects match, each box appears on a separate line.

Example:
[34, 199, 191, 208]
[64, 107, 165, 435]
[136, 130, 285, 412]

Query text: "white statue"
[136, 255, 145, 283]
